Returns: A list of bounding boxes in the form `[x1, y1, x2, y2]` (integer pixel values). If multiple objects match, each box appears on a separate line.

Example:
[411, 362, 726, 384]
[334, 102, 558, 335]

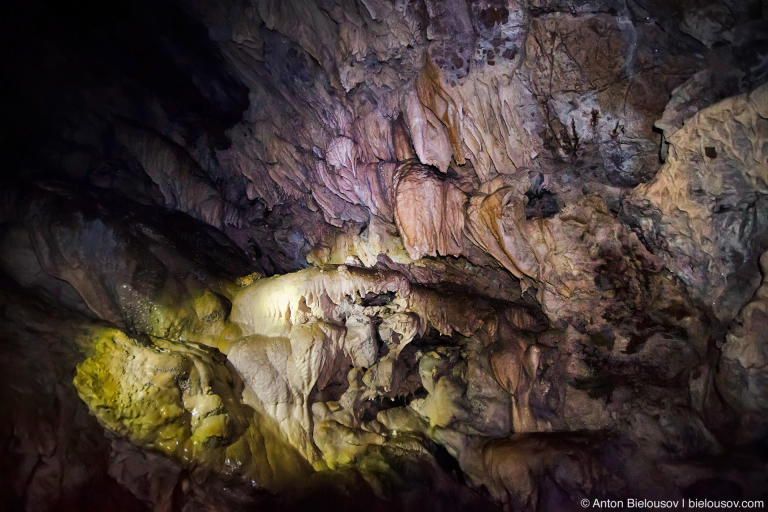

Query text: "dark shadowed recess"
[0, 0, 248, 180]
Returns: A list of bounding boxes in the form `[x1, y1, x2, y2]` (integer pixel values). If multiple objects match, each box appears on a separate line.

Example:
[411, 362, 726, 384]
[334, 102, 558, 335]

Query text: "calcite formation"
[627, 84, 768, 321]
[1, 0, 767, 511]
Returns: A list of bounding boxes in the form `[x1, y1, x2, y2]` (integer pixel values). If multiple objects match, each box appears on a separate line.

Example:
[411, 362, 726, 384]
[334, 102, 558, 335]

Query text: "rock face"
[1, 0, 767, 510]
[627, 85, 768, 321]
[716, 251, 768, 445]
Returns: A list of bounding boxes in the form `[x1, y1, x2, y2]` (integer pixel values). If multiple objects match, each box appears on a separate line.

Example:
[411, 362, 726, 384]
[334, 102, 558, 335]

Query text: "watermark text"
[580, 498, 765, 510]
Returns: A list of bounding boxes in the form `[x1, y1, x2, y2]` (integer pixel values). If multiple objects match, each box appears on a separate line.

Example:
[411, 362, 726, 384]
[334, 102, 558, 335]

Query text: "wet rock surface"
[1, 0, 767, 510]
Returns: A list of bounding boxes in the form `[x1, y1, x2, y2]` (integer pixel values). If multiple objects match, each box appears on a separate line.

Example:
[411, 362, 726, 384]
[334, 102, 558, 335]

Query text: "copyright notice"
[580, 498, 765, 510]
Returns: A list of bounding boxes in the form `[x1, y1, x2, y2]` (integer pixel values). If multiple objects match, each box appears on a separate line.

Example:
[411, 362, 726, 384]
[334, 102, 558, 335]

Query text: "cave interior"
[1, 0, 767, 511]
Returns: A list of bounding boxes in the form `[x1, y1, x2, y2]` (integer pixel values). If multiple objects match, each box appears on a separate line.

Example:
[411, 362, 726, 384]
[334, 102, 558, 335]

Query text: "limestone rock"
[627, 83, 768, 321]
[715, 251, 768, 444]
[2, 0, 768, 509]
